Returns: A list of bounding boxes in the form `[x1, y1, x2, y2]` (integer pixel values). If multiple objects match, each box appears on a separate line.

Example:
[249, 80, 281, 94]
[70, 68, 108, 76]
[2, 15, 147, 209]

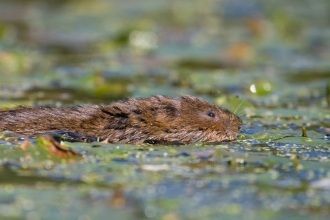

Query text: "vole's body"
[0, 95, 242, 144]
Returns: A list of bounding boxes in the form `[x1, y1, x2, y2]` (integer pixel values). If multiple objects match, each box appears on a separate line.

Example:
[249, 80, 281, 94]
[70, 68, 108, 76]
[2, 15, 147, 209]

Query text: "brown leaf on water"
[37, 136, 82, 158]
[225, 42, 252, 63]
[246, 17, 267, 37]
[110, 186, 126, 209]
[19, 140, 31, 150]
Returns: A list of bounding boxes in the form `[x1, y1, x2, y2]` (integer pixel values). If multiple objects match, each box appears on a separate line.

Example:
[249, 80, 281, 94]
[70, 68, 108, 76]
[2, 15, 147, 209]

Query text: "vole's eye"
[207, 111, 215, 118]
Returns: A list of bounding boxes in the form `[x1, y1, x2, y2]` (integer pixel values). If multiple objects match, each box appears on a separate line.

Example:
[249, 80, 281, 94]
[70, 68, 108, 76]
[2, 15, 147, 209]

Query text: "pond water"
[0, 0, 330, 219]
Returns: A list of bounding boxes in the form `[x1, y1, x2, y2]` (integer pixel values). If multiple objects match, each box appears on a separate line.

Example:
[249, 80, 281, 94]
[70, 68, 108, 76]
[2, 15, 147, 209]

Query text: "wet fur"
[0, 95, 242, 144]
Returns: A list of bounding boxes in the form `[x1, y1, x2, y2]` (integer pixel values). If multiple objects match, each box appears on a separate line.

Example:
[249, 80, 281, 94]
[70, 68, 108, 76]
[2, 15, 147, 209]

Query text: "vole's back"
[0, 106, 103, 136]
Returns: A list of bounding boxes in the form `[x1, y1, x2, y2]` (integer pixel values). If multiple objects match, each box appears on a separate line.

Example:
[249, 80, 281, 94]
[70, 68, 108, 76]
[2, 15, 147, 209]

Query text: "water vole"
[0, 95, 242, 144]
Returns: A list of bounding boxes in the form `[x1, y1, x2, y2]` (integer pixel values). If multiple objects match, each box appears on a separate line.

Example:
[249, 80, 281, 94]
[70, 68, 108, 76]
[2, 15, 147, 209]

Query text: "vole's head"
[139, 95, 242, 144]
[176, 95, 242, 143]
[104, 95, 242, 144]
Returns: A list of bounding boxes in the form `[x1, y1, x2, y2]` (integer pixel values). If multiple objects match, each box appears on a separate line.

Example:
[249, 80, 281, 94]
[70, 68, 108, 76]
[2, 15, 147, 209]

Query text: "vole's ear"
[180, 95, 196, 101]
[180, 95, 207, 108]
[180, 95, 207, 105]
[172, 98, 181, 110]
[153, 94, 167, 99]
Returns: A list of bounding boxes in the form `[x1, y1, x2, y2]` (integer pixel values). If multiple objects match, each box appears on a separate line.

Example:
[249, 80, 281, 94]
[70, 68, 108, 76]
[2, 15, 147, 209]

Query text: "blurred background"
[0, 0, 329, 108]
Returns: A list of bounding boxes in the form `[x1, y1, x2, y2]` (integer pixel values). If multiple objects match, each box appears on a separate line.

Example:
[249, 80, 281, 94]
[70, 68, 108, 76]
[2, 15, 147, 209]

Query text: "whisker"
[238, 114, 247, 119]
[236, 109, 246, 117]
[233, 100, 246, 114]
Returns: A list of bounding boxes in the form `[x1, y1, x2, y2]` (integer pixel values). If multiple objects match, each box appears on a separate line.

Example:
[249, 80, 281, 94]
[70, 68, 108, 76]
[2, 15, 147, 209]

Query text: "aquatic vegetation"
[0, 0, 330, 219]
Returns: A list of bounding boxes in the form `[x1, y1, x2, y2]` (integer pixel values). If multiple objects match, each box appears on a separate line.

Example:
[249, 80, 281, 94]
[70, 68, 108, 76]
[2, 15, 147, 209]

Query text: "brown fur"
[0, 95, 242, 144]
